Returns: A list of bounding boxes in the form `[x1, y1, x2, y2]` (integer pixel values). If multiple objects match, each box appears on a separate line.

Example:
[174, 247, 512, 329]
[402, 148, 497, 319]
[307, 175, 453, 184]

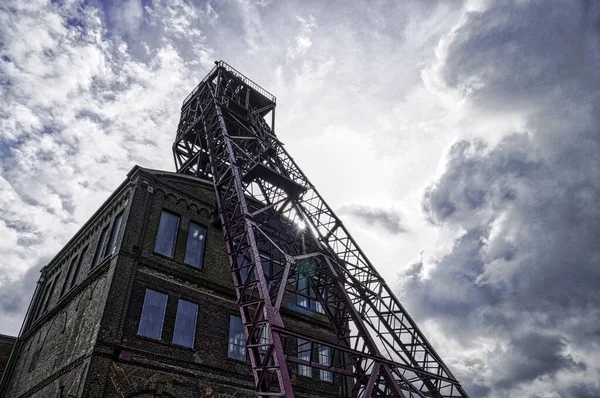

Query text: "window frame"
[137, 288, 169, 340]
[60, 257, 78, 297]
[236, 254, 250, 285]
[183, 221, 207, 269]
[33, 280, 51, 320]
[41, 273, 60, 314]
[297, 338, 312, 377]
[315, 300, 325, 314]
[227, 315, 247, 361]
[260, 253, 273, 280]
[172, 298, 199, 348]
[93, 224, 110, 267]
[297, 275, 310, 308]
[69, 245, 89, 289]
[154, 210, 180, 259]
[107, 211, 124, 256]
[296, 274, 326, 313]
[318, 345, 333, 382]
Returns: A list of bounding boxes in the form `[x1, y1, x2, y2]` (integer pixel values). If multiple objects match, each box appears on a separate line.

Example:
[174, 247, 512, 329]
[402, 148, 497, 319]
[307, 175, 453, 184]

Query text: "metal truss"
[173, 60, 469, 398]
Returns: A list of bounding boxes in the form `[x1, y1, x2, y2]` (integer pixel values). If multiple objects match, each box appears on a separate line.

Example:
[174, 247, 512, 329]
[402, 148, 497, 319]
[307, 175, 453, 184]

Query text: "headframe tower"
[173, 61, 469, 398]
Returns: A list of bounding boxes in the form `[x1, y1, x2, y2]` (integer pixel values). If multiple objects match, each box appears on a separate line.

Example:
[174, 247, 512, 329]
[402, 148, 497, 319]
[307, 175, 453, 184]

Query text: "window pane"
[261, 255, 272, 279]
[228, 315, 246, 360]
[297, 276, 309, 308]
[34, 283, 51, 320]
[298, 338, 312, 377]
[107, 212, 124, 255]
[184, 222, 206, 268]
[42, 274, 60, 313]
[60, 257, 78, 297]
[93, 225, 110, 266]
[173, 299, 198, 348]
[259, 324, 270, 360]
[315, 301, 325, 314]
[318, 346, 333, 382]
[154, 211, 179, 258]
[70, 246, 88, 288]
[236, 255, 249, 284]
[138, 289, 168, 340]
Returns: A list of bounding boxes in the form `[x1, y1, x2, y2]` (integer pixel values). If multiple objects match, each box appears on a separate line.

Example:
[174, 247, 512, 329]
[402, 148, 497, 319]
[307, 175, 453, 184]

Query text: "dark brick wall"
[2, 167, 351, 398]
[1, 179, 132, 398]
[0, 335, 16, 379]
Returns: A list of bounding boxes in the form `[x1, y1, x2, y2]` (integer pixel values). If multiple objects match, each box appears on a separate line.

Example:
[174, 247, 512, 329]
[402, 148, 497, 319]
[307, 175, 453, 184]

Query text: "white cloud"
[3, 1, 598, 397]
[0, 0, 214, 332]
[112, 0, 144, 37]
[286, 14, 316, 61]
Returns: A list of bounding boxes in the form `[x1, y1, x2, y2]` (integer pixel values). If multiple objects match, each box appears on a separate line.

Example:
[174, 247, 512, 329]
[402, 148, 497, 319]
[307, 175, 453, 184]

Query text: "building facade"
[0, 166, 348, 398]
[0, 335, 16, 380]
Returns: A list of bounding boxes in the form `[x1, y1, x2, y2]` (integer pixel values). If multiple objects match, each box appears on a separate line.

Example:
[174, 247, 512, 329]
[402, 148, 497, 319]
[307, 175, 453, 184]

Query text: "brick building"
[0, 335, 16, 380]
[0, 166, 348, 398]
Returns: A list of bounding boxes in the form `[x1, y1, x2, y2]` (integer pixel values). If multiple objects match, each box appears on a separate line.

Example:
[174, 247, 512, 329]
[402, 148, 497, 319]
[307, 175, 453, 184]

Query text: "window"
[60, 257, 78, 297]
[69, 246, 88, 289]
[138, 289, 168, 340]
[297, 274, 325, 313]
[107, 212, 124, 256]
[315, 301, 325, 314]
[33, 282, 51, 320]
[154, 210, 179, 258]
[42, 274, 60, 314]
[236, 255, 249, 285]
[172, 299, 198, 348]
[318, 346, 333, 382]
[184, 222, 206, 268]
[298, 338, 312, 377]
[260, 254, 272, 280]
[93, 225, 110, 267]
[297, 275, 309, 308]
[236, 254, 272, 284]
[259, 324, 270, 360]
[228, 315, 246, 360]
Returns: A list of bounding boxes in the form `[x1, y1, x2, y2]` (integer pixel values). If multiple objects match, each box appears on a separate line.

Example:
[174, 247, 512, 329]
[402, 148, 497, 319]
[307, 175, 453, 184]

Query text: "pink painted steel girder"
[173, 60, 469, 398]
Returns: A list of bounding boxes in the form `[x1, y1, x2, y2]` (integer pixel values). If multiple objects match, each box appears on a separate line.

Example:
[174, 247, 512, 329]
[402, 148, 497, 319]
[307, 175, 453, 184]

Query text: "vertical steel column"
[174, 61, 469, 398]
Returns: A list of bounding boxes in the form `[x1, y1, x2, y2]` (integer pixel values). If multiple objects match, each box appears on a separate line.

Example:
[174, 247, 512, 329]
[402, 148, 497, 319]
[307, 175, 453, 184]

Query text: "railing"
[182, 63, 219, 107]
[218, 60, 276, 104]
[182, 60, 276, 108]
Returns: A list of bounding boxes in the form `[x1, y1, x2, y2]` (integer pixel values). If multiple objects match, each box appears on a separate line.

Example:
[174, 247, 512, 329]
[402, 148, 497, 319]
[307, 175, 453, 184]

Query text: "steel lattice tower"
[172, 61, 469, 398]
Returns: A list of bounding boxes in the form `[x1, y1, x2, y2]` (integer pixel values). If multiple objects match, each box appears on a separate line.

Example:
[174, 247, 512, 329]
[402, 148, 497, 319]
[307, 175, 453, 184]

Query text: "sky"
[1, 0, 599, 396]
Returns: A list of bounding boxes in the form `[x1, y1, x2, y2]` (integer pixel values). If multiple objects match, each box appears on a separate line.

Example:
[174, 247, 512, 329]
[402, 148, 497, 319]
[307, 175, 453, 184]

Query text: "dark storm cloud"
[403, 0, 600, 395]
[490, 333, 585, 389]
[338, 204, 407, 235]
[0, 260, 46, 315]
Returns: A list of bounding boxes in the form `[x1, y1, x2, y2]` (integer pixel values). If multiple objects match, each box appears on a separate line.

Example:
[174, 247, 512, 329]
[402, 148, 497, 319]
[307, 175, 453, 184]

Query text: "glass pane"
[261, 256, 272, 279]
[173, 299, 198, 348]
[228, 315, 246, 360]
[154, 211, 179, 258]
[184, 222, 206, 268]
[70, 246, 88, 288]
[298, 338, 312, 377]
[108, 212, 124, 255]
[34, 284, 50, 320]
[318, 346, 333, 382]
[315, 301, 325, 314]
[236, 255, 249, 284]
[93, 226, 110, 266]
[138, 289, 168, 340]
[258, 324, 270, 360]
[260, 324, 270, 346]
[297, 276, 309, 308]
[42, 274, 60, 313]
[60, 257, 78, 297]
